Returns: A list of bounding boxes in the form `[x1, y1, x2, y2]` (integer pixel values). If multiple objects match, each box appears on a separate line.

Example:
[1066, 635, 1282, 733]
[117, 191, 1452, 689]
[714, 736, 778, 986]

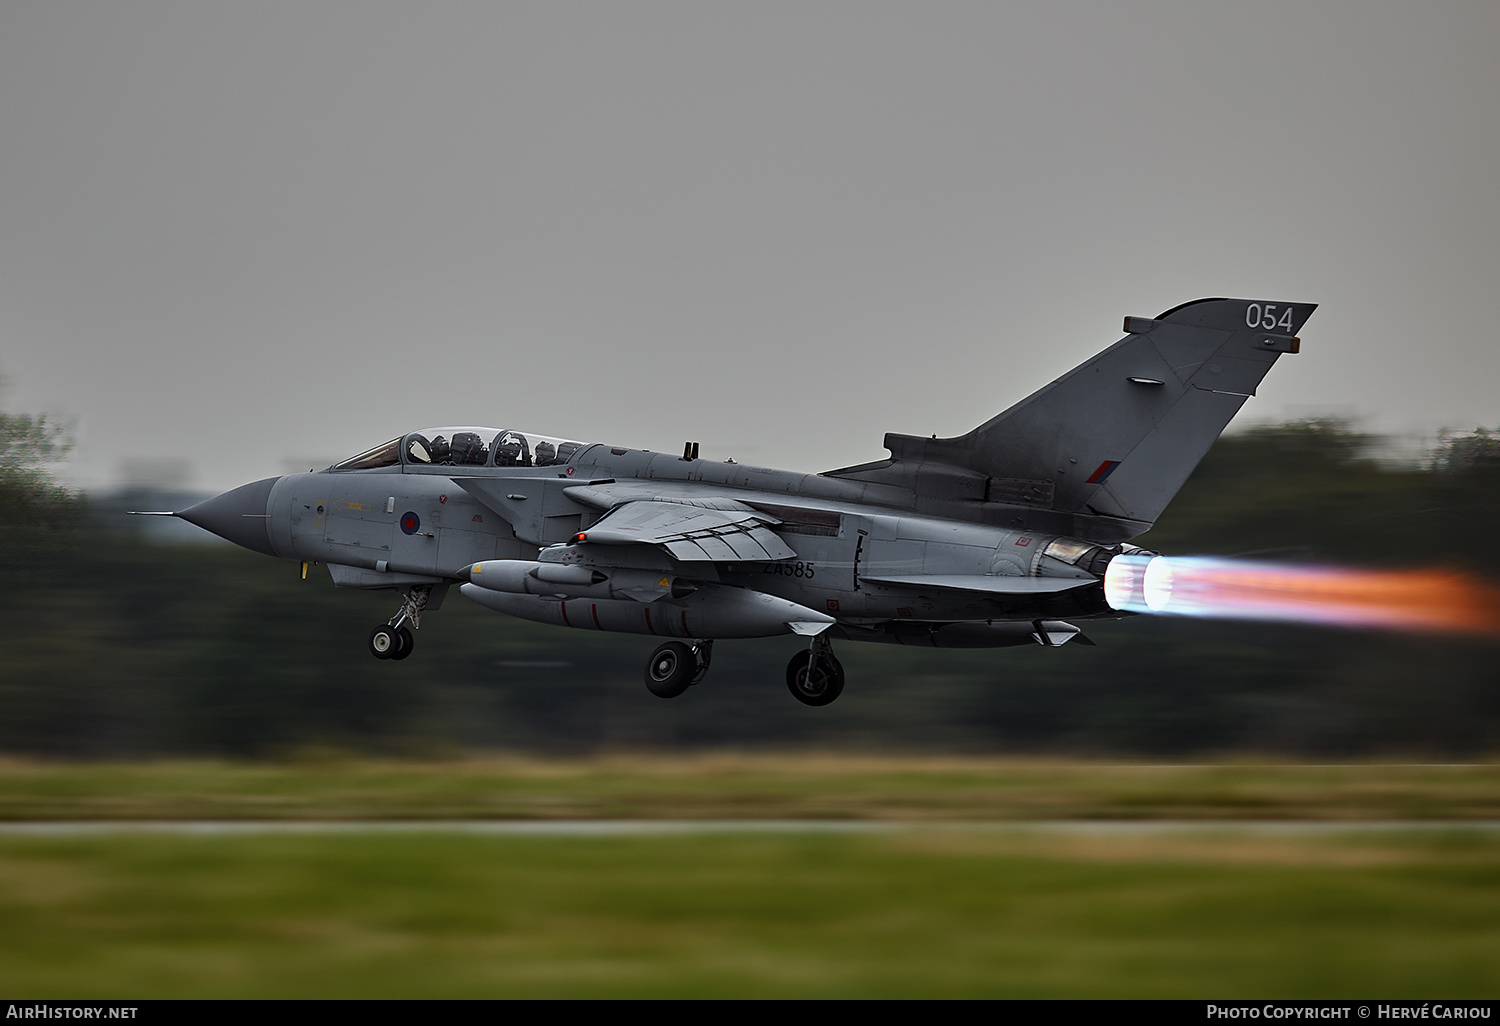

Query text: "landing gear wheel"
[368, 624, 399, 660]
[390, 625, 415, 661]
[786, 650, 845, 706]
[645, 642, 696, 698]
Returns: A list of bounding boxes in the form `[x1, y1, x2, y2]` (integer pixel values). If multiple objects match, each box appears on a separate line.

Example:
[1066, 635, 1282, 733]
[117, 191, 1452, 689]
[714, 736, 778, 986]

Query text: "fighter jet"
[163, 298, 1314, 706]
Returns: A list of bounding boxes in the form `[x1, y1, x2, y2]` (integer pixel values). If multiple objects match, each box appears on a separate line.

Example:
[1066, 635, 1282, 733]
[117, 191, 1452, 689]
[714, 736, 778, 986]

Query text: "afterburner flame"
[1104, 555, 1500, 637]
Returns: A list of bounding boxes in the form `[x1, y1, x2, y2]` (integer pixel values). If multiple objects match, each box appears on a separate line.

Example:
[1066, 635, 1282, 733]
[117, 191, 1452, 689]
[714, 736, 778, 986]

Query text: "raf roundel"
[399, 511, 421, 535]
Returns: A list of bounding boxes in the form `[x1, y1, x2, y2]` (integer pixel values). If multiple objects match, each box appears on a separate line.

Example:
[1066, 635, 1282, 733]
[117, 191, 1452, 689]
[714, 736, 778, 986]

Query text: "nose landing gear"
[368, 623, 414, 660]
[367, 585, 431, 661]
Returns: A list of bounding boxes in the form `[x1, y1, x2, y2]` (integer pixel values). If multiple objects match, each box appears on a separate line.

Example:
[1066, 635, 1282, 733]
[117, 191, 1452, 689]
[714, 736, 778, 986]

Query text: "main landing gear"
[644, 640, 713, 698]
[368, 585, 431, 661]
[643, 635, 847, 706]
[786, 633, 844, 707]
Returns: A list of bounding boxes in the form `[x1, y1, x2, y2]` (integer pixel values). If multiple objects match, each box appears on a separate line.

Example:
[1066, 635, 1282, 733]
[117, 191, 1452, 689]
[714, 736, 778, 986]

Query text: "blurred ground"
[1, 820, 1495, 997]
[2, 756, 1499, 822]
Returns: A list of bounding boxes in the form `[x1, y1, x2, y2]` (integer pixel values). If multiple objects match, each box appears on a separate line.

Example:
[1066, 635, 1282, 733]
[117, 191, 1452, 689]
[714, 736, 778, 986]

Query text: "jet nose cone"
[177, 476, 281, 556]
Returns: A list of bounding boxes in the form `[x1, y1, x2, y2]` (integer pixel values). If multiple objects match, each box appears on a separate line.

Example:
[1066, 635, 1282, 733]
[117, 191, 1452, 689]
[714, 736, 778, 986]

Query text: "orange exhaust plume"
[1105, 555, 1500, 637]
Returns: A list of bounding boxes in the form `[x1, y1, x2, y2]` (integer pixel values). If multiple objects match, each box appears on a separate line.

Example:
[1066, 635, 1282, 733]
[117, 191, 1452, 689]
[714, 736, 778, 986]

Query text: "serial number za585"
[762, 561, 816, 578]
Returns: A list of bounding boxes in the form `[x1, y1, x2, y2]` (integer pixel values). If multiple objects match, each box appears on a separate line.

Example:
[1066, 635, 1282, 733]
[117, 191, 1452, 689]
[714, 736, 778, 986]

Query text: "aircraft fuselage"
[254, 443, 1114, 645]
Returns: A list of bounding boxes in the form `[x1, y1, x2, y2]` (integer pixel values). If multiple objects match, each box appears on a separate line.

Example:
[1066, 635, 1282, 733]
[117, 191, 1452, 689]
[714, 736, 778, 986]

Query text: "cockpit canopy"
[331, 426, 590, 472]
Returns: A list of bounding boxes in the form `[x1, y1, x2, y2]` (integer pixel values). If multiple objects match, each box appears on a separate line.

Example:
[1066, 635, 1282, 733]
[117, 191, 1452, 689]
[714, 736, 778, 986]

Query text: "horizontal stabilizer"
[860, 574, 1098, 595]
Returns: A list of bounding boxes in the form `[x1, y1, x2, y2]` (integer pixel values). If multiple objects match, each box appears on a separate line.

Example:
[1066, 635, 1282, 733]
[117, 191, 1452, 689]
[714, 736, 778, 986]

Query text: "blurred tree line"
[2, 418, 1498, 758]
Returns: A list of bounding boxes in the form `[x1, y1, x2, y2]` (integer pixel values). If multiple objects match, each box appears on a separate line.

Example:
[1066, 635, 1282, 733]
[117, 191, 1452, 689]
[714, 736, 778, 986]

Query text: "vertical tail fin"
[867, 298, 1315, 538]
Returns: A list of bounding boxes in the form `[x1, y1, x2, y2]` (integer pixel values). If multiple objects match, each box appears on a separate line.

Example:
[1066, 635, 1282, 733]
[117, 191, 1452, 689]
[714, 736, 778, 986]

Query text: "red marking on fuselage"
[590, 604, 602, 630]
[644, 606, 656, 635]
[681, 611, 690, 636]
[1086, 460, 1121, 484]
[560, 601, 572, 628]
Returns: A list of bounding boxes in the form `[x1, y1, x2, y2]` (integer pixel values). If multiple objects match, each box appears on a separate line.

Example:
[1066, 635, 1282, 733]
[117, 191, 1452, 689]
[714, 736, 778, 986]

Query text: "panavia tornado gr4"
[163, 298, 1314, 706]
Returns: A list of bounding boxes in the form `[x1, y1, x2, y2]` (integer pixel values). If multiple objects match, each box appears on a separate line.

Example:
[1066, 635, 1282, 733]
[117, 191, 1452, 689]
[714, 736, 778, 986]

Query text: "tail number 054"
[1246, 303, 1295, 332]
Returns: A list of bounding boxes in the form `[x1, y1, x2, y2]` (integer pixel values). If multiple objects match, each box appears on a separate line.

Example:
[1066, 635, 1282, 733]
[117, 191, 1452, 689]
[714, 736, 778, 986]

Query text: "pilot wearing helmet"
[451, 431, 487, 466]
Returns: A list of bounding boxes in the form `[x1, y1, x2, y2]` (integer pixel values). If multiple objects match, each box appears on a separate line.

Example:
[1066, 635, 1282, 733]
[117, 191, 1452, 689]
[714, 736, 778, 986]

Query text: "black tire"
[390, 626, 415, 661]
[645, 642, 695, 698]
[786, 650, 845, 706]
[368, 624, 399, 660]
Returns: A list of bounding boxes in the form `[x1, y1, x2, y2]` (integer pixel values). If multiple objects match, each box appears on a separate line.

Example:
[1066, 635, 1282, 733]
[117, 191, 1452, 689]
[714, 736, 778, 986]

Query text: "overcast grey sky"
[2, 1, 1497, 494]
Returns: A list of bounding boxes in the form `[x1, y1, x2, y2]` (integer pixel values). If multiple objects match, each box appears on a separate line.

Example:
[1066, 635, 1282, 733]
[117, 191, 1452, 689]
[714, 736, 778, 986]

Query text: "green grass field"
[1, 758, 1497, 998]
[3, 828, 1498, 998]
[3, 756, 1499, 821]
